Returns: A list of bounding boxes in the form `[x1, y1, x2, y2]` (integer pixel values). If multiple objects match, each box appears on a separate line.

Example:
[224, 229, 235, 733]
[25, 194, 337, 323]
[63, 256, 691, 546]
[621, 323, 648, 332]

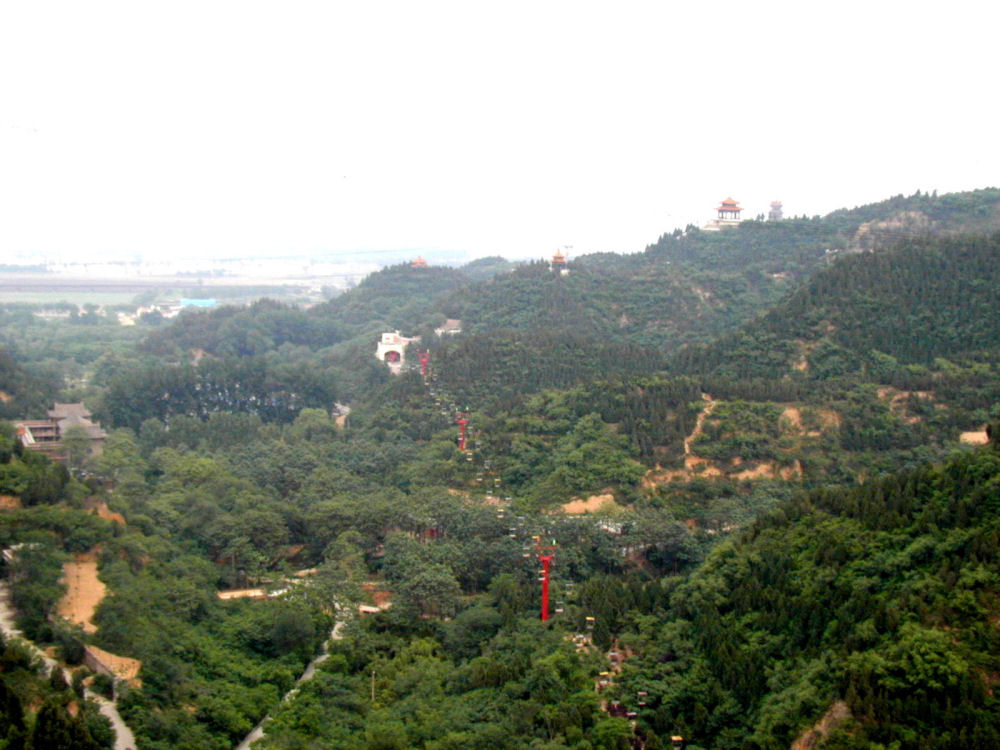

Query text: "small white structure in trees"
[376, 331, 419, 374]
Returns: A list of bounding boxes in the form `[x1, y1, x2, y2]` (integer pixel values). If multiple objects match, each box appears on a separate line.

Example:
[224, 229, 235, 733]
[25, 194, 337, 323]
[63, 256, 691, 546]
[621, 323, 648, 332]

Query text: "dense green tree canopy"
[3, 189, 1000, 749]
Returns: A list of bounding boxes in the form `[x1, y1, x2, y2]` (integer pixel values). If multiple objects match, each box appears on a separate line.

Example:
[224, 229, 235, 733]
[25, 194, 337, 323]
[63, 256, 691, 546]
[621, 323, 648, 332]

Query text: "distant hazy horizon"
[7, 245, 513, 270]
[3, 2, 997, 264]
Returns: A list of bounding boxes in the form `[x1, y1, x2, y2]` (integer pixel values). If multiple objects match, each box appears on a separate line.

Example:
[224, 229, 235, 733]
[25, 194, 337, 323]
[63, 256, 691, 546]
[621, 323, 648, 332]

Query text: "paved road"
[89, 691, 137, 749]
[0, 581, 137, 750]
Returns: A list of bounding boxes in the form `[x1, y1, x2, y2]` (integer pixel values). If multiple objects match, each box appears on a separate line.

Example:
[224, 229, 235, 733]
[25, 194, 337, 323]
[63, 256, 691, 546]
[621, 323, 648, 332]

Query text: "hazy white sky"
[1, 1, 997, 263]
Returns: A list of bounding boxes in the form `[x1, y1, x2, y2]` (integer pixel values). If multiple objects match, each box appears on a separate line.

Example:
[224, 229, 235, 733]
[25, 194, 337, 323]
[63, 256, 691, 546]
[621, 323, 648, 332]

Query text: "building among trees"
[551, 248, 570, 274]
[376, 331, 420, 374]
[14, 403, 107, 461]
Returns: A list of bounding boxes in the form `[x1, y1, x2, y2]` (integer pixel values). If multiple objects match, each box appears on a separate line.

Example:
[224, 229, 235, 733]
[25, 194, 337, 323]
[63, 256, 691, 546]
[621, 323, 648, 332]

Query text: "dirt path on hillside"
[781, 406, 802, 429]
[642, 395, 721, 484]
[58, 553, 105, 634]
[1, 580, 136, 750]
[684, 394, 715, 456]
[684, 393, 722, 476]
[57, 504, 125, 630]
[91, 500, 126, 525]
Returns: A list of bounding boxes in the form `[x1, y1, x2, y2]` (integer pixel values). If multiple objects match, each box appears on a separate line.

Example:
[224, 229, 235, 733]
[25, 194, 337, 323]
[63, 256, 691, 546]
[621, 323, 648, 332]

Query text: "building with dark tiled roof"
[15, 403, 107, 461]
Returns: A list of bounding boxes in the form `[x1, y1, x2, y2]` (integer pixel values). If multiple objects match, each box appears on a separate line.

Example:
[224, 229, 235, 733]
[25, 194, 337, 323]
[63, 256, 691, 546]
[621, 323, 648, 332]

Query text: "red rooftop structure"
[550, 247, 569, 274]
[716, 197, 742, 221]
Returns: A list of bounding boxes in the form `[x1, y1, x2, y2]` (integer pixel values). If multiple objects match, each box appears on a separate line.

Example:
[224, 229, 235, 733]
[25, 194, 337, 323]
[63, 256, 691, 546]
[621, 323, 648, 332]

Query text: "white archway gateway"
[376, 331, 420, 373]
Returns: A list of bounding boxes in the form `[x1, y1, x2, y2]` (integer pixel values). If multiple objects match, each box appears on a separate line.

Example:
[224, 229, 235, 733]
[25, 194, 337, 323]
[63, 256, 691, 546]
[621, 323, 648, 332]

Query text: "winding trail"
[0, 581, 136, 750]
[90, 692, 137, 750]
[234, 619, 346, 750]
[684, 393, 716, 457]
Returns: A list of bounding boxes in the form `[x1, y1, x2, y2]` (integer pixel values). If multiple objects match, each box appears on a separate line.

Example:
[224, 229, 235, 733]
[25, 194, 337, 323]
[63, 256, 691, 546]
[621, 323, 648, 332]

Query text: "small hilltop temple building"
[551, 248, 569, 274]
[702, 197, 744, 231]
[768, 201, 784, 221]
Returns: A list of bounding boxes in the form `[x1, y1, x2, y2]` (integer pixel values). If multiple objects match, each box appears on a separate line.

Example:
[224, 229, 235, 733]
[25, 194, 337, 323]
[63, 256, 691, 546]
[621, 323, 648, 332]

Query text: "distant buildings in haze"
[702, 197, 783, 231]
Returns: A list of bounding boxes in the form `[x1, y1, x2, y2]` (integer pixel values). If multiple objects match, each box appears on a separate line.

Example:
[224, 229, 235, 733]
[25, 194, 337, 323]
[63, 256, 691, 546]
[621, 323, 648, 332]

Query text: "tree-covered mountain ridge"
[141, 188, 1000, 365]
[625, 230, 1000, 495]
[392, 188, 1000, 406]
[428, 231, 1000, 493]
[673, 231, 1000, 380]
[110, 188, 1000, 434]
[642, 187, 1000, 277]
[617, 441, 1000, 749]
[435, 190, 1000, 355]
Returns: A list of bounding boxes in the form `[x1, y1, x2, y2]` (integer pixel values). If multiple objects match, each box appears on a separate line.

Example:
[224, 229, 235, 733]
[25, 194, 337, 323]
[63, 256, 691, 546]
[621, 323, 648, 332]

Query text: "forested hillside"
[427, 330, 668, 409]
[0, 430, 120, 749]
[437, 260, 719, 352]
[645, 188, 1000, 277]
[134, 189, 1000, 373]
[0, 345, 60, 421]
[79, 189, 1000, 430]
[616, 443, 1000, 749]
[2, 188, 1000, 749]
[674, 232, 1000, 379]
[311, 262, 474, 337]
[142, 299, 342, 358]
